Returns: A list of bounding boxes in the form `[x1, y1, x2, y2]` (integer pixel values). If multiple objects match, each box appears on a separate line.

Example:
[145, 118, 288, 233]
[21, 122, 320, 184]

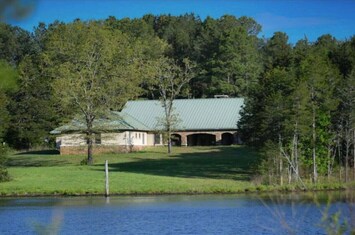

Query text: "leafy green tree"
[104, 16, 156, 39]
[154, 14, 202, 62]
[45, 21, 147, 164]
[297, 42, 340, 183]
[336, 69, 355, 181]
[262, 32, 293, 70]
[0, 144, 10, 182]
[0, 60, 17, 182]
[6, 55, 59, 149]
[0, 23, 34, 66]
[239, 33, 346, 185]
[0, 60, 18, 139]
[216, 26, 261, 96]
[153, 58, 195, 154]
[198, 15, 261, 97]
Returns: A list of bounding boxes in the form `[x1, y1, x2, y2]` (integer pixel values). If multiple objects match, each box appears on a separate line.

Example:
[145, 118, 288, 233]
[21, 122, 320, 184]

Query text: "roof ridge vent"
[214, 95, 229, 98]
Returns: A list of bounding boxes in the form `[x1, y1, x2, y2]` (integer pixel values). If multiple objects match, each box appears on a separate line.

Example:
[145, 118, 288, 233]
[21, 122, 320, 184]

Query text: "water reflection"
[30, 209, 63, 235]
[0, 190, 353, 234]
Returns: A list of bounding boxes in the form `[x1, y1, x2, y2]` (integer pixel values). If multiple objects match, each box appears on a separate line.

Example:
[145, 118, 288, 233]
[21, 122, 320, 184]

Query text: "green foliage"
[45, 21, 164, 163]
[262, 32, 293, 70]
[0, 60, 18, 143]
[0, 91, 10, 140]
[195, 15, 262, 97]
[238, 32, 350, 185]
[0, 23, 34, 65]
[6, 54, 59, 149]
[256, 141, 280, 185]
[0, 145, 10, 182]
[152, 57, 196, 153]
[0, 60, 18, 91]
[46, 21, 156, 116]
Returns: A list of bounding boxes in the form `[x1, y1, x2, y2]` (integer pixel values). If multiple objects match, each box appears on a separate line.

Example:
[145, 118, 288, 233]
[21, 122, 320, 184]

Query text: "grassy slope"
[1, 146, 262, 196]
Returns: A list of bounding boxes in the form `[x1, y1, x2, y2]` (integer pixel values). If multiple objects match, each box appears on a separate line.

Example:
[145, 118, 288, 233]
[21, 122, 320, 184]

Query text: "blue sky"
[9, 0, 355, 44]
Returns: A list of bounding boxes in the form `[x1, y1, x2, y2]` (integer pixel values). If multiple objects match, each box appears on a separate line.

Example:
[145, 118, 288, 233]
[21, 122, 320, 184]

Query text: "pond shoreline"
[0, 185, 352, 198]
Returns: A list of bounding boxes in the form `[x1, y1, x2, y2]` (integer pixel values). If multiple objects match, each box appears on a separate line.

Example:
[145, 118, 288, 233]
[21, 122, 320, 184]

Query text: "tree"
[196, 15, 261, 97]
[262, 32, 293, 70]
[154, 58, 195, 154]
[6, 55, 59, 149]
[238, 34, 345, 186]
[0, 23, 34, 66]
[298, 47, 340, 183]
[337, 69, 355, 181]
[46, 21, 146, 164]
[0, 60, 18, 140]
[153, 14, 202, 62]
[0, 60, 17, 182]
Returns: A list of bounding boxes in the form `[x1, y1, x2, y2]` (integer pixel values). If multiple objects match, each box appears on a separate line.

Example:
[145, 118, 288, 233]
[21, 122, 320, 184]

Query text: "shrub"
[0, 145, 10, 182]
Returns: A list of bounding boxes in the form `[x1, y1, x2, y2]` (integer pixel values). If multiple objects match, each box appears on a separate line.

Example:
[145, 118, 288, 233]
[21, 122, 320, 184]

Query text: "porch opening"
[221, 133, 234, 145]
[171, 134, 181, 146]
[187, 134, 216, 146]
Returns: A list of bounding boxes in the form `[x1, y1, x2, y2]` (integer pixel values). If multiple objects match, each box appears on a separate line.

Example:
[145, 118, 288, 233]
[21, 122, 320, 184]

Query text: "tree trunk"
[345, 131, 350, 183]
[312, 90, 318, 183]
[167, 123, 172, 154]
[87, 134, 93, 165]
[278, 135, 283, 186]
[327, 145, 332, 181]
[168, 136, 172, 154]
[338, 138, 342, 182]
[279, 154, 283, 186]
[85, 116, 95, 165]
[294, 133, 299, 182]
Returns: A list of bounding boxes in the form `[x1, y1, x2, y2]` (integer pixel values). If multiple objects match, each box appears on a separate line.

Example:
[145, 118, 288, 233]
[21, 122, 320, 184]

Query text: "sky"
[8, 0, 355, 44]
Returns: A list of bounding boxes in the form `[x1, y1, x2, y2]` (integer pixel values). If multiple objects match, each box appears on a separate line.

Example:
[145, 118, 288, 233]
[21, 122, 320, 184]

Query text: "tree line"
[239, 33, 355, 185]
[0, 14, 354, 182]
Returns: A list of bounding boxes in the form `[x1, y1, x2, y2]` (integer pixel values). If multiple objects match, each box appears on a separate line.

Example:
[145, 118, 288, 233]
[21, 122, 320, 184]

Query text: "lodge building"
[51, 98, 244, 155]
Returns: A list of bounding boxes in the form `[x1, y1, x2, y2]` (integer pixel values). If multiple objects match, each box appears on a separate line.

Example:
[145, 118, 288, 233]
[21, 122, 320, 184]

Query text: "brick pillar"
[180, 132, 188, 146]
[215, 132, 222, 145]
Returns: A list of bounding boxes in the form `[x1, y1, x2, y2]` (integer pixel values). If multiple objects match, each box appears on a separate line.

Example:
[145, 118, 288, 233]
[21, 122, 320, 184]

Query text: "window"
[154, 134, 161, 145]
[95, 133, 101, 144]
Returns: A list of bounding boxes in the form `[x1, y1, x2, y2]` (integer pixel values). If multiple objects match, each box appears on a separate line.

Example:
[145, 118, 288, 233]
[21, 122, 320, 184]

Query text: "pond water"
[0, 191, 354, 234]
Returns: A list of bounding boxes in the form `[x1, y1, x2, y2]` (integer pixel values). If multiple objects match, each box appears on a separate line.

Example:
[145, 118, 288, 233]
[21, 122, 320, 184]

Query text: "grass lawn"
[0, 146, 264, 196]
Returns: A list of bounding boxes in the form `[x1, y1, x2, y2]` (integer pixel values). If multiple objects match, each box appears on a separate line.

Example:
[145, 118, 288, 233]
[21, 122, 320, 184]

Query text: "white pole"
[105, 160, 109, 197]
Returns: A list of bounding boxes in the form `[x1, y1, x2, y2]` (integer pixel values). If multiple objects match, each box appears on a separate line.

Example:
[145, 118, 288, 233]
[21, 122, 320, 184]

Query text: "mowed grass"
[1, 146, 261, 196]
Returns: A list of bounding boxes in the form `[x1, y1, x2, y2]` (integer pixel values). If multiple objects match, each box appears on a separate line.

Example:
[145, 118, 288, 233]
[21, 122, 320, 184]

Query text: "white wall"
[56, 134, 86, 147]
[56, 131, 150, 148]
[147, 133, 155, 145]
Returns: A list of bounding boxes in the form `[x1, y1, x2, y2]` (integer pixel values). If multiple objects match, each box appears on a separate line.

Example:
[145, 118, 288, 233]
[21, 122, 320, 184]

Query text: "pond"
[0, 191, 354, 234]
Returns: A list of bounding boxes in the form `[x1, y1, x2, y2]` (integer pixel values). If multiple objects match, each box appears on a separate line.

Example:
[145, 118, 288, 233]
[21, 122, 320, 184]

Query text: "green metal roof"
[50, 112, 149, 134]
[120, 98, 244, 131]
[51, 98, 244, 134]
